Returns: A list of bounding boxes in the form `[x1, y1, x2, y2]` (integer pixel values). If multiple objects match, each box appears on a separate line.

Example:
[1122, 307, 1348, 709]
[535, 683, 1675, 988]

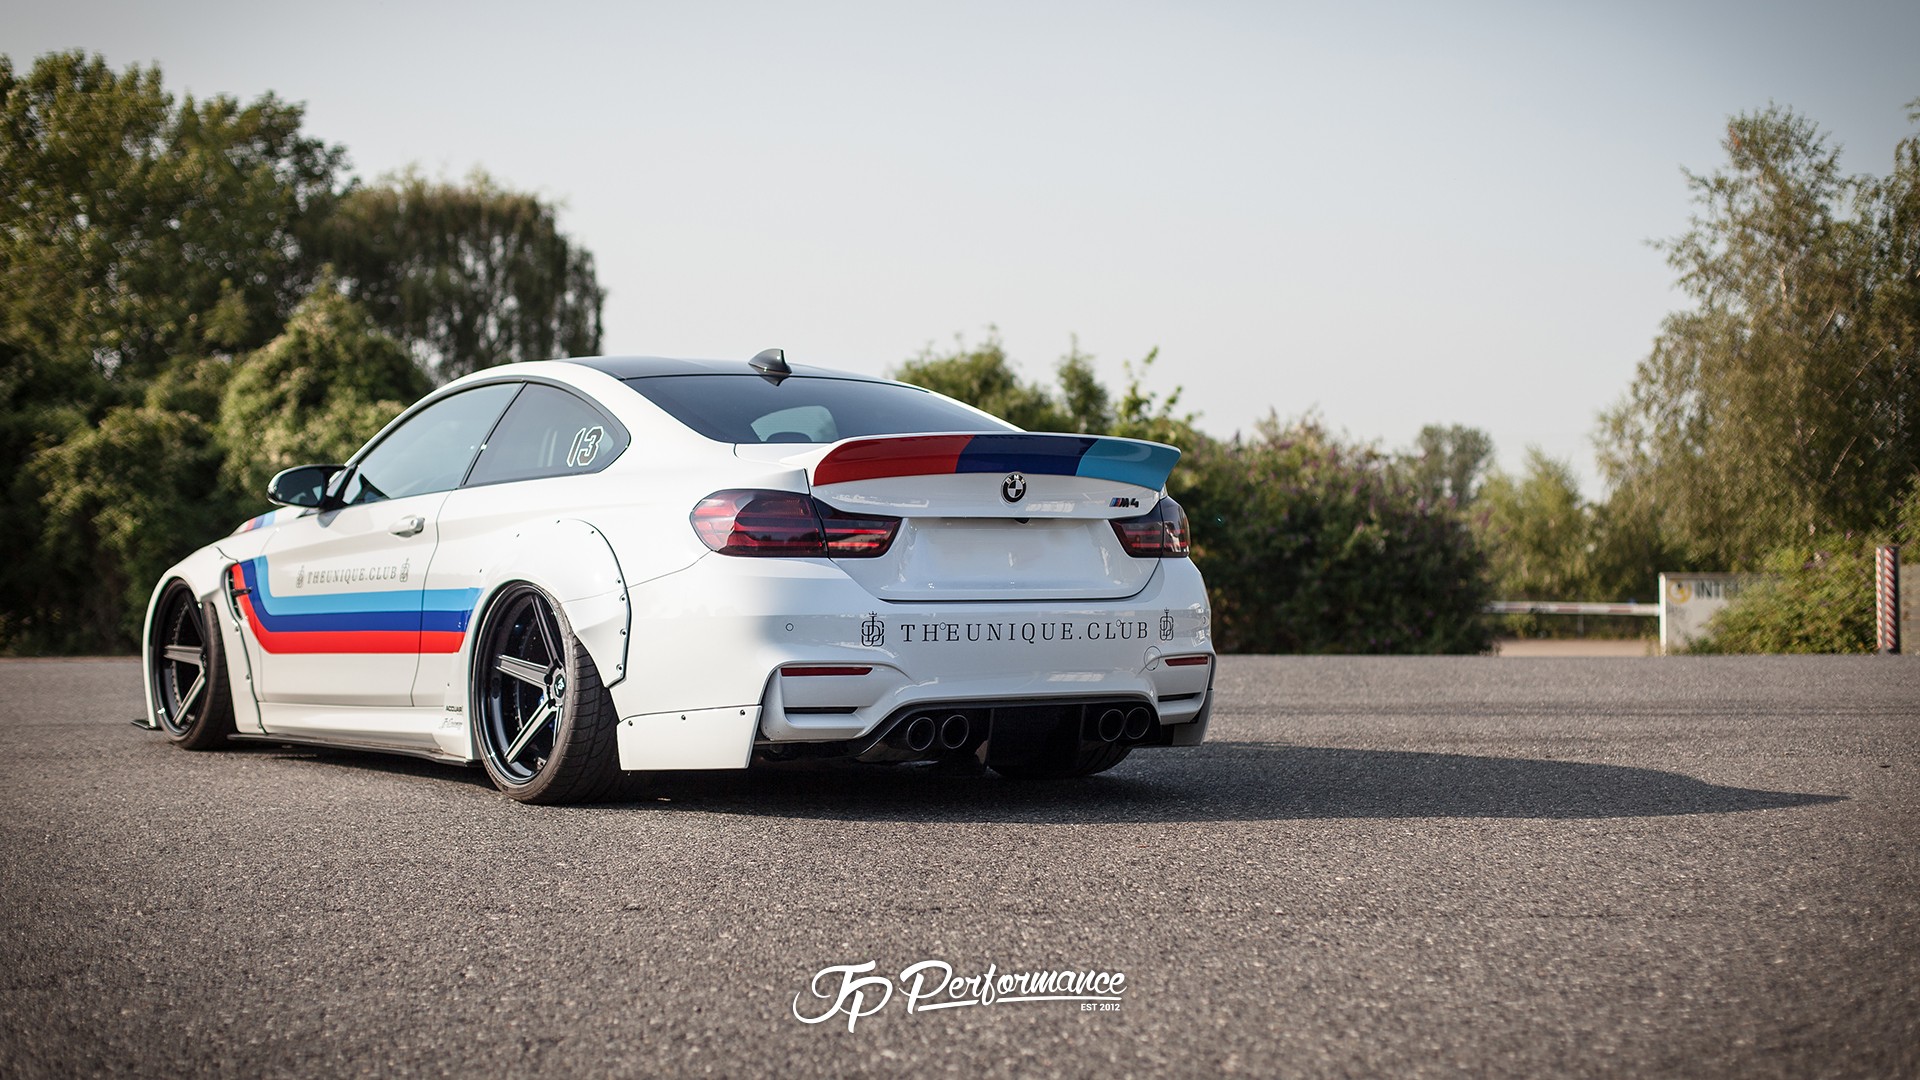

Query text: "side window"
[339, 383, 521, 506]
[465, 383, 630, 487]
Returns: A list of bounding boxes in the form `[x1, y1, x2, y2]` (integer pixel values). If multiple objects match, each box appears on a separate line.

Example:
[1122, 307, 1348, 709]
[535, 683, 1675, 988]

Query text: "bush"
[1689, 480, 1919, 653]
[1686, 540, 1874, 654]
[1187, 417, 1493, 654]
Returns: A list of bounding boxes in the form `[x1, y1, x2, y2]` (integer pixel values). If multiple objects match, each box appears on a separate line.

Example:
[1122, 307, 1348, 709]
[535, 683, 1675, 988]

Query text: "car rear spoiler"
[805, 433, 1181, 490]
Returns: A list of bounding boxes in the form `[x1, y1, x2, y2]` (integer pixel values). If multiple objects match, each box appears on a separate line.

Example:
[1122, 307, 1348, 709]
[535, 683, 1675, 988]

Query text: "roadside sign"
[1658, 573, 1764, 653]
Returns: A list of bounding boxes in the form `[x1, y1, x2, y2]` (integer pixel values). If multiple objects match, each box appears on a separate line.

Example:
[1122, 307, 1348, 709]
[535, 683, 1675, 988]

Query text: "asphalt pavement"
[0, 655, 1914, 1079]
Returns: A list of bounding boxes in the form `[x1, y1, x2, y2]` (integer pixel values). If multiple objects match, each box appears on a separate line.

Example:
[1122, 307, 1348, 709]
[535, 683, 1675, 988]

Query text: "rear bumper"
[609, 553, 1212, 769]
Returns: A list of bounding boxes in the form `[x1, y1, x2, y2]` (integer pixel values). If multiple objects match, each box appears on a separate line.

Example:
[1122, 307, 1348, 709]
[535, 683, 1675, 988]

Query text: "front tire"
[148, 581, 235, 750]
[472, 583, 622, 804]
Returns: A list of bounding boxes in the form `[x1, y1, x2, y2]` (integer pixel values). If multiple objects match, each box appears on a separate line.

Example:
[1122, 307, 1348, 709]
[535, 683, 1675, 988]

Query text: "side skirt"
[228, 730, 478, 765]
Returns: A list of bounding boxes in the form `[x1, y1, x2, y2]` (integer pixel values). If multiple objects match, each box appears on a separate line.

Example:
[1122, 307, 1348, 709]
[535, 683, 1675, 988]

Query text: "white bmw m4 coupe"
[140, 351, 1215, 802]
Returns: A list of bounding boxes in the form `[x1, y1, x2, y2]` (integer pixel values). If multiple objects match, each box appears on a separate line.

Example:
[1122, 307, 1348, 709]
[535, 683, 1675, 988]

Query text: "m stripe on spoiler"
[812, 434, 1180, 490]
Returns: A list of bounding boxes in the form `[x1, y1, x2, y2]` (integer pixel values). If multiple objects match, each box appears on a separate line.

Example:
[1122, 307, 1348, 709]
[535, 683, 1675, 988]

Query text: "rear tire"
[990, 742, 1131, 780]
[472, 583, 622, 804]
[148, 582, 235, 750]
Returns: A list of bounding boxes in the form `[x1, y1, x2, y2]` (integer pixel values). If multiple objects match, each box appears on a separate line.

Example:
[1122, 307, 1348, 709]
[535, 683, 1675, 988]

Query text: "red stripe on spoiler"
[812, 435, 972, 486]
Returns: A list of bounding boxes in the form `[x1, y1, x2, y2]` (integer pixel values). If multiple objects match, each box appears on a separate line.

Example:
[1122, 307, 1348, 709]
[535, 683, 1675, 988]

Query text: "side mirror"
[267, 464, 344, 508]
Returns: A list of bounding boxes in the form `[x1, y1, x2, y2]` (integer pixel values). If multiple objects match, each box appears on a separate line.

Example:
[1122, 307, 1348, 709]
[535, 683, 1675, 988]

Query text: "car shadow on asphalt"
[232, 743, 502, 791]
[238, 740, 1845, 823]
[635, 740, 1845, 824]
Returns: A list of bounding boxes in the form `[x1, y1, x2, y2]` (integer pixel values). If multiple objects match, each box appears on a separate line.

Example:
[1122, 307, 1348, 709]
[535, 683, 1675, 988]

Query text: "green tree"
[1581, 495, 1677, 605]
[0, 52, 612, 652]
[0, 51, 347, 381]
[1599, 104, 1920, 569]
[319, 169, 604, 378]
[13, 285, 423, 652]
[0, 338, 89, 651]
[1107, 348, 1200, 444]
[29, 405, 232, 648]
[1476, 449, 1591, 600]
[892, 332, 1171, 436]
[218, 282, 432, 504]
[1855, 103, 1920, 487]
[1, 51, 346, 651]
[1472, 449, 1642, 636]
[892, 331, 1071, 431]
[1399, 424, 1494, 507]
[1054, 336, 1114, 434]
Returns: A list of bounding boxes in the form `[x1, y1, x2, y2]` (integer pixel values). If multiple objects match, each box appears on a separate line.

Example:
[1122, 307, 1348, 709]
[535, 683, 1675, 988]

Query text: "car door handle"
[389, 515, 426, 537]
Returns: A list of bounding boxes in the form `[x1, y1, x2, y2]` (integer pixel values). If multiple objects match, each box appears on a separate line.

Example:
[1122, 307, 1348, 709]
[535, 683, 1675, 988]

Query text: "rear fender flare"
[466, 518, 632, 695]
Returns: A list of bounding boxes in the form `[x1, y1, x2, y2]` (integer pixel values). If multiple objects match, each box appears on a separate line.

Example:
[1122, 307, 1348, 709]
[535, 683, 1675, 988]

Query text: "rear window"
[623, 375, 1016, 444]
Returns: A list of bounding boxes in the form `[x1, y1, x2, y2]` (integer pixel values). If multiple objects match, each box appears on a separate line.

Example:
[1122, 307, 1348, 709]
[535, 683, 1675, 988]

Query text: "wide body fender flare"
[440, 517, 632, 759]
[140, 543, 268, 734]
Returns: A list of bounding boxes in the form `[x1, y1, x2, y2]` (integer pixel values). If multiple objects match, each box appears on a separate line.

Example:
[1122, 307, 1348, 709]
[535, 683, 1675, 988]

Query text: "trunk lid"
[776, 433, 1182, 601]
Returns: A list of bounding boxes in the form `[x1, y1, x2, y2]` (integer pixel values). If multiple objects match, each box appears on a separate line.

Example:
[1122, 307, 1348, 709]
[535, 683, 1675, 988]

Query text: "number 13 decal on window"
[567, 426, 606, 468]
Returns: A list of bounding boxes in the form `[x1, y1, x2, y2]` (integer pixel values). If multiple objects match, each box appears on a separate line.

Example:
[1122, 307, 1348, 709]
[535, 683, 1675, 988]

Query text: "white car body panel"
[252, 491, 448, 708]
[616, 705, 760, 771]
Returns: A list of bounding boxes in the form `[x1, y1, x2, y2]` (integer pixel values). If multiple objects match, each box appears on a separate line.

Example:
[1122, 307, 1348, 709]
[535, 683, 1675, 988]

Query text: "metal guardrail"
[1486, 601, 1658, 617]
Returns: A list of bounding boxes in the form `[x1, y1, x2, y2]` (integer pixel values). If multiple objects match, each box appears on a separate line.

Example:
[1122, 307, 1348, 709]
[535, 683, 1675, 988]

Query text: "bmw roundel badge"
[1001, 473, 1027, 503]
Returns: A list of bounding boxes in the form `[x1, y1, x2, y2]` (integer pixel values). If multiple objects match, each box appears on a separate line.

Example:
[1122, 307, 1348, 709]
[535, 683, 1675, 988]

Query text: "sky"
[8, 0, 1918, 496]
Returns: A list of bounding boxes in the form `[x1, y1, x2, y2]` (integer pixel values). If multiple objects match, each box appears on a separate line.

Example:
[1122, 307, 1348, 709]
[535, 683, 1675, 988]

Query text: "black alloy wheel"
[472, 583, 621, 803]
[149, 582, 235, 749]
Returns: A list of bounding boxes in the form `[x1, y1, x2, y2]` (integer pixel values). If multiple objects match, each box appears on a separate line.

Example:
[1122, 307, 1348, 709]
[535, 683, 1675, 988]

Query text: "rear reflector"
[691, 489, 900, 557]
[1164, 655, 1211, 667]
[781, 666, 874, 677]
[1111, 498, 1192, 558]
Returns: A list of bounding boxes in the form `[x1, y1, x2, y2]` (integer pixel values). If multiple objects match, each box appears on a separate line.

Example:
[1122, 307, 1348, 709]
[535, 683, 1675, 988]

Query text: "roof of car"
[555, 355, 893, 382]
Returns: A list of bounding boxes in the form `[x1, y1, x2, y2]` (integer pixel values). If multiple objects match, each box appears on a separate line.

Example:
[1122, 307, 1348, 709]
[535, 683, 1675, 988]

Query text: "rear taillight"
[691, 489, 900, 558]
[816, 505, 897, 556]
[1111, 497, 1191, 558]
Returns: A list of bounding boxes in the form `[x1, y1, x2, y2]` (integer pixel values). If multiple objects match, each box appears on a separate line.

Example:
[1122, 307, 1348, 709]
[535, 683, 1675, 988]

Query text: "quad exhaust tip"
[1089, 705, 1155, 744]
[902, 715, 937, 754]
[892, 713, 971, 755]
[939, 713, 971, 750]
[889, 703, 1151, 757]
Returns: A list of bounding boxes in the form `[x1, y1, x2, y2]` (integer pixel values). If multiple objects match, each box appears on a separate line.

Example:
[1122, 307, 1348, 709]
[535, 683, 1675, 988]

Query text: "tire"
[148, 581, 236, 750]
[990, 742, 1131, 780]
[471, 583, 622, 804]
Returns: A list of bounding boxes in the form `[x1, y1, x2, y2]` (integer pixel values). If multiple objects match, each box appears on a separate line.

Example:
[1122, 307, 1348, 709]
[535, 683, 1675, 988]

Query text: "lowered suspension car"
[139, 351, 1215, 802]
